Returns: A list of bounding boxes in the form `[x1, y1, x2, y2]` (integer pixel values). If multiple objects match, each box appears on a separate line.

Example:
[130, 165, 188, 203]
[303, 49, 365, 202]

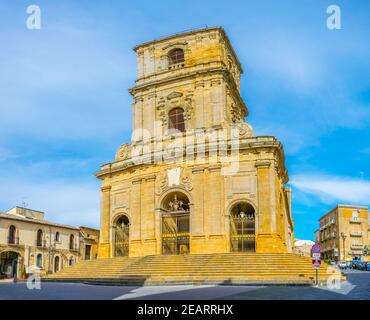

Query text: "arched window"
[168, 48, 184, 65]
[36, 229, 43, 247]
[69, 234, 74, 250]
[168, 108, 185, 133]
[114, 216, 130, 257]
[55, 232, 60, 242]
[8, 225, 16, 244]
[36, 254, 43, 268]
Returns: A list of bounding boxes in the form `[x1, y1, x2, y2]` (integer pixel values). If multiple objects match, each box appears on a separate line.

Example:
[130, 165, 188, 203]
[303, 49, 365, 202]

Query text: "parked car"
[359, 262, 370, 271]
[351, 260, 365, 270]
[338, 261, 347, 269]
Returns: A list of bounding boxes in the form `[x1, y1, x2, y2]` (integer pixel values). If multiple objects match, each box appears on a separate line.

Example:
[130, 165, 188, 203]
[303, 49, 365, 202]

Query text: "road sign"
[312, 259, 321, 269]
[312, 244, 321, 253]
[312, 253, 321, 259]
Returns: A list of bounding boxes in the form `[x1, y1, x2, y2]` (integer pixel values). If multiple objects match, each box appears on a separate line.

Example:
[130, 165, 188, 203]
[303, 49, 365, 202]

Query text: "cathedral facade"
[96, 27, 294, 258]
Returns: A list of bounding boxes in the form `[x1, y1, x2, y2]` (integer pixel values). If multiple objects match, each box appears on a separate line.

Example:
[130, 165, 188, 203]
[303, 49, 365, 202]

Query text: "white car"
[338, 261, 347, 269]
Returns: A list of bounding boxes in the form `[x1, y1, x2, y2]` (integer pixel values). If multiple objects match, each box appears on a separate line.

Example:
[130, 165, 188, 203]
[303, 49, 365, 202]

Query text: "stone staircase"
[44, 253, 344, 285]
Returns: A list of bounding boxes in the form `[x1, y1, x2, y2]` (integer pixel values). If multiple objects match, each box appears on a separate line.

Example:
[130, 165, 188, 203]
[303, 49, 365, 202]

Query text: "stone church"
[96, 27, 294, 259]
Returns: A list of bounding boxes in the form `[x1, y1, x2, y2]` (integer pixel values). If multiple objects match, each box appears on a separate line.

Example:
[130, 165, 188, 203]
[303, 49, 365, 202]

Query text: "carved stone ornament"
[181, 175, 193, 191]
[157, 92, 194, 127]
[237, 122, 254, 138]
[231, 122, 254, 139]
[168, 194, 185, 211]
[167, 91, 183, 100]
[115, 143, 132, 161]
[230, 103, 242, 123]
[155, 173, 168, 195]
[155, 168, 193, 195]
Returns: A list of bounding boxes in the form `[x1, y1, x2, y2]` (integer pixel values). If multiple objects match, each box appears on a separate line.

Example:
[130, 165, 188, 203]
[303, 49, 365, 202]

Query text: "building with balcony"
[316, 205, 369, 262]
[0, 207, 95, 279]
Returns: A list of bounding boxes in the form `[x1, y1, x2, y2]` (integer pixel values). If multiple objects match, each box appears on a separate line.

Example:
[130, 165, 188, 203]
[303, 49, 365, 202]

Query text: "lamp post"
[341, 232, 346, 261]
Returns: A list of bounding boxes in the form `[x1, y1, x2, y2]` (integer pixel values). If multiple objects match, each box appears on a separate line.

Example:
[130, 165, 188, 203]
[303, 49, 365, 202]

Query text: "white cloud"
[291, 174, 370, 206]
[0, 178, 100, 229]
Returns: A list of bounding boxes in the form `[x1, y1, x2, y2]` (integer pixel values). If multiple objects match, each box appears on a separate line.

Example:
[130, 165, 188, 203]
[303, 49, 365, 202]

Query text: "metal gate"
[114, 224, 129, 257]
[162, 212, 190, 255]
[230, 212, 255, 252]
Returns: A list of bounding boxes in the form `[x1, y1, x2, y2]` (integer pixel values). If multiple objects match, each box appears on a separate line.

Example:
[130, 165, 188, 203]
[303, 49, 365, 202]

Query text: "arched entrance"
[54, 256, 60, 273]
[0, 251, 19, 279]
[113, 215, 130, 257]
[230, 202, 256, 252]
[161, 192, 190, 255]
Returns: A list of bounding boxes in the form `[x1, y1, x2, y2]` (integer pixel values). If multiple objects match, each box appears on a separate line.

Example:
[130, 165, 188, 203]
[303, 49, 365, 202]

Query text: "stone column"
[98, 185, 111, 258]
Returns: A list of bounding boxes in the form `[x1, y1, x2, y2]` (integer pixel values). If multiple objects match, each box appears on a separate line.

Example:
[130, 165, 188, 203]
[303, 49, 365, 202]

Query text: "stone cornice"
[132, 27, 243, 73]
[255, 161, 271, 168]
[130, 66, 248, 117]
[101, 185, 112, 192]
[95, 136, 289, 184]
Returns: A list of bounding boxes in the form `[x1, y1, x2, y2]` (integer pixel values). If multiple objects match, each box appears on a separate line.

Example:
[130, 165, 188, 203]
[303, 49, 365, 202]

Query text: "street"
[0, 270, 369, 300]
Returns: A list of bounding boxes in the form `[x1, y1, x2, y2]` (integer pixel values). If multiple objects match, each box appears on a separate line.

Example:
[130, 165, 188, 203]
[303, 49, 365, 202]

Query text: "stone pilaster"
[191, 166, 205, 236]
[208, 165, 222, 236]
[141, 175, 156, 255]
[131, 178, 142, 241]
[98, 185, 111, 258]
[255, 161, 283, 252]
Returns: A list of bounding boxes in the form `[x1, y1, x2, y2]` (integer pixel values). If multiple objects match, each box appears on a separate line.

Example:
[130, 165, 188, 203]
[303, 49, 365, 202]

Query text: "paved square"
[0, 271, 369, 300]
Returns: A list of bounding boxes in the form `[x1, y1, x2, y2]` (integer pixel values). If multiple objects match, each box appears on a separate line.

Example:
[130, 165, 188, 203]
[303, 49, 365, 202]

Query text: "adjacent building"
[317, 205, 370, 262]
[294, 239, 314, 257]
[80, 226, 99, 260]
[0, 207, 98, 279]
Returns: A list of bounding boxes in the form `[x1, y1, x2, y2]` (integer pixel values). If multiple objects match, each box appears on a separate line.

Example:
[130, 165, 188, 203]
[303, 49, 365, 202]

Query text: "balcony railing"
[350, 244, 364, 250]
[7, 237, 20, 245]
[350, 218, 362, 224]
[168, 63, 185, 70]
[69, 244, 79, 252]
[350, 231, 362, 237]
[35, 239, 47, 248]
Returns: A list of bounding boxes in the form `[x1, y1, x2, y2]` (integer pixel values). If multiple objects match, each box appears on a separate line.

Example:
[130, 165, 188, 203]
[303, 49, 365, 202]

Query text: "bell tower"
[129, 27, 251, 142]
[96, 27, 293, 259]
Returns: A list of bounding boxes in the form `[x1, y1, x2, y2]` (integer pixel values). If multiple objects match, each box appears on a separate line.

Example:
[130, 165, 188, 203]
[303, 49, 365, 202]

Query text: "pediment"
[167, 91, 183, 100]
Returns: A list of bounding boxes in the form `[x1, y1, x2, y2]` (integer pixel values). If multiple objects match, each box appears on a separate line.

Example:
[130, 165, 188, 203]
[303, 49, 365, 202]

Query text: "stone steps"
[45, 253, 343, 285]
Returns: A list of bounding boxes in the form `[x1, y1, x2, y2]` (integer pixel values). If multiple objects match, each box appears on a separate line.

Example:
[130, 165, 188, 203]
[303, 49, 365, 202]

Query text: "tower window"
[8, 225, 16, 244]
[168, 108, 185, 133]
[168, 48, 184, 65]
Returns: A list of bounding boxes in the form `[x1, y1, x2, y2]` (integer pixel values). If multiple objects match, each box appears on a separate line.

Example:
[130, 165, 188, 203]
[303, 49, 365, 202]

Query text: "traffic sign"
[312, 259, 321, 269]
[312, 253, 321, 259]
[312, 244, 321, 253]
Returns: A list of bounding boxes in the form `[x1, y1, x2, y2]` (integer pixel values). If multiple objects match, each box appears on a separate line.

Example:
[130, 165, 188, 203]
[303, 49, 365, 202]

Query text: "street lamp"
[341, 232, 346, 261]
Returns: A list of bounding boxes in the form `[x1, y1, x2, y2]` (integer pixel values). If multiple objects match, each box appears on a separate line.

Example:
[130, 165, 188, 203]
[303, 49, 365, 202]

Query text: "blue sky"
[0, 0, 369, 239]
